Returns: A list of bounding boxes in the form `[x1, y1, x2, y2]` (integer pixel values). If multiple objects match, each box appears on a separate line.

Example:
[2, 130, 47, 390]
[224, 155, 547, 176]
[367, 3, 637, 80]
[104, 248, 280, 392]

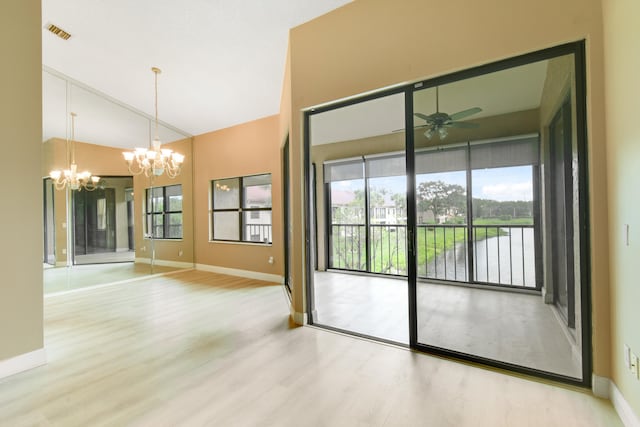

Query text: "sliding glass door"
[306, 42, 590, 385]
[410, 48, 586, 381]
[310, 91, 409, 344]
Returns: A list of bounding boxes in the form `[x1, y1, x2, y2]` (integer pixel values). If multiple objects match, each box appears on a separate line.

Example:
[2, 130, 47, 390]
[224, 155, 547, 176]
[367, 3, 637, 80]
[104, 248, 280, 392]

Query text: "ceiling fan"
[414, 86, 482, 139]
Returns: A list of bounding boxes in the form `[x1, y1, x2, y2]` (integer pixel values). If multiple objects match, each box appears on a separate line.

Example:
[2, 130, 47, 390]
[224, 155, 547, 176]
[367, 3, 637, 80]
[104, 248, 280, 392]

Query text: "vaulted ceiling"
[42, 0, 352, 147]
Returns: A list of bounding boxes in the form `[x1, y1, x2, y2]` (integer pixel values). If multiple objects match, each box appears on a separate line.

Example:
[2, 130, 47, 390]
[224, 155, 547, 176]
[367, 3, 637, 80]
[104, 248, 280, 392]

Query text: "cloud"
[481, 181, 532, 201]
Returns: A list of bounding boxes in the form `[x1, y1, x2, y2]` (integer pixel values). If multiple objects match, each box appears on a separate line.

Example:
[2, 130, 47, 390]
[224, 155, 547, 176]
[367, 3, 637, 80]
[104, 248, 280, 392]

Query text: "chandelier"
[123, 67, 185, 178]
[50, 112, 100, 191]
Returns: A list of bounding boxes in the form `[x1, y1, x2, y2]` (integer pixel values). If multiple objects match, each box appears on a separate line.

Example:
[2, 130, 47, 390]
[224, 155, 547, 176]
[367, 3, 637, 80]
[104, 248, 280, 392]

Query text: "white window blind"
[470, 136, 539, 169]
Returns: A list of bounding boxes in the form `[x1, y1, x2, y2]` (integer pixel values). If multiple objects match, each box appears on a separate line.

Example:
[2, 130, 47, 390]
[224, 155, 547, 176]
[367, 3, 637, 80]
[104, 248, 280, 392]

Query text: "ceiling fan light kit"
[415, 86, 482, 140]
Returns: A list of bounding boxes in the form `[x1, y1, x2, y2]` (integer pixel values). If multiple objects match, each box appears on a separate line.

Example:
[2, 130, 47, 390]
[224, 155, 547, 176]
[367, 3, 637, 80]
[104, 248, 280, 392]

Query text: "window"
[145, 184, 182, 239]
[211, 174, 272, 243]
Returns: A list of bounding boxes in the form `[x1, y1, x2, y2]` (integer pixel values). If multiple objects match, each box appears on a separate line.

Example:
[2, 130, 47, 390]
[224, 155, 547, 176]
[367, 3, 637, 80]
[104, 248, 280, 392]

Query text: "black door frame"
[304, 41, 591, 387]
[282, 137, 292, 295]
[43, 178, 56, 265]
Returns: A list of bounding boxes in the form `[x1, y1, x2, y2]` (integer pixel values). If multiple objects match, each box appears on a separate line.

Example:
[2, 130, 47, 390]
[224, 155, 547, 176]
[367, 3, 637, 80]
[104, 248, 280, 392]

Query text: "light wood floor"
[74, 251, 136, 265]
[314, 271, 581, 378]
[0, 270, 620, 426]
[44, 262, 185, 295]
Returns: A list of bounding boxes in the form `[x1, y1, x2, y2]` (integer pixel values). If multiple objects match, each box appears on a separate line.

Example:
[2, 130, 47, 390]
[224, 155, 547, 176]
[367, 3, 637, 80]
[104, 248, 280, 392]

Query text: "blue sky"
[334, 165, 533, 202]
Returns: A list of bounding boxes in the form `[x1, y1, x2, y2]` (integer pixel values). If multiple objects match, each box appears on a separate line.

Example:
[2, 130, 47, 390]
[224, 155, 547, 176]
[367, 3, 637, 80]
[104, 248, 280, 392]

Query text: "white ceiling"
[310, 60, 549, 145]
[42, 0, 352, 146]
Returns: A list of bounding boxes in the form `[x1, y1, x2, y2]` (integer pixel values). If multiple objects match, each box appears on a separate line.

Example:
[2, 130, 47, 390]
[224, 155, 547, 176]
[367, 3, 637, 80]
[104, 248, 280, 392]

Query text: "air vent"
[46, 23, 71, 40]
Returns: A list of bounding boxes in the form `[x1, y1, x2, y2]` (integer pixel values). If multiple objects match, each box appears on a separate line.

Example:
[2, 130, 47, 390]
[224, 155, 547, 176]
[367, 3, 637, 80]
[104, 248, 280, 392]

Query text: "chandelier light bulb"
[122, 67, 185, 179]
[50, 112, 100, 191]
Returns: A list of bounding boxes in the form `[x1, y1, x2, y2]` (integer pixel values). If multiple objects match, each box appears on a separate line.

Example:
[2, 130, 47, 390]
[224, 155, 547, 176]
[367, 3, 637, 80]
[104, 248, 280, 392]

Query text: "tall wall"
[193, 115, 283, 279]
[287, 0, 610, 380]
[602, 0, 640, 418]
[0, 0, 44, 365]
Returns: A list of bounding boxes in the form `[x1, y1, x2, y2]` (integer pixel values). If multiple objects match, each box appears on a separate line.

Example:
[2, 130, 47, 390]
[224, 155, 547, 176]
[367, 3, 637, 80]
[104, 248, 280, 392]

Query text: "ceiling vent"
[45, 23, 71, 40]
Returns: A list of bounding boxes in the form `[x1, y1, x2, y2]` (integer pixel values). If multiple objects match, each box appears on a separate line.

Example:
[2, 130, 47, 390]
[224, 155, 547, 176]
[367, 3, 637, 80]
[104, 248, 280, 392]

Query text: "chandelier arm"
[53, 179, 67, 191]
[84, 180, 97, 191]
[126, 160, 145, 176]
[122, 67, 184, 179]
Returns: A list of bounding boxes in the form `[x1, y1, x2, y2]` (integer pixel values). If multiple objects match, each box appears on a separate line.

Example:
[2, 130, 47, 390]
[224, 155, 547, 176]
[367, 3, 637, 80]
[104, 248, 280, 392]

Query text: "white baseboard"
[611, 380, 640, 427]
[592, 374, 640, 427]
[0, 348, 46, 380]
[291, 306, 307, 325]
[592, 374, 610, 398]
[135, 258, 194, 269]
[195, 263, 282, 284]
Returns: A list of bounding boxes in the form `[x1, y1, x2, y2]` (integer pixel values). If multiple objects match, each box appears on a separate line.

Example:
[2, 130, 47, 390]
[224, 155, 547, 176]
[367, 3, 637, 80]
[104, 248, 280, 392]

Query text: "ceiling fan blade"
[392, 124, 428, 133]
[448, 107, 482, 121]
[448, 121, 480, 129]
[414, 112, 432, 122]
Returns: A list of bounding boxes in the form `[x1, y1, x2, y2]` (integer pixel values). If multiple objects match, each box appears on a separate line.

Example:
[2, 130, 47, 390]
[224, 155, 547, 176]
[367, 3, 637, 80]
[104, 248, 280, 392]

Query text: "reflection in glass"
[213, 178, 239, 209]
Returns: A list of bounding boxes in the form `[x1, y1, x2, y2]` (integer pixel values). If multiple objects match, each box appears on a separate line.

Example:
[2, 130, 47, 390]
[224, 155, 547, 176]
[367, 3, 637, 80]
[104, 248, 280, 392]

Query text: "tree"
[417, 180, 466, 221]
[391, 192, 407, 215]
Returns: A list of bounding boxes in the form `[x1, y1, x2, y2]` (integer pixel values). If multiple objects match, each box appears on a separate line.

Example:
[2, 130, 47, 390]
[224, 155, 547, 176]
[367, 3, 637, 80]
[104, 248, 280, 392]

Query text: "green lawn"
[331, 217, 533, 275]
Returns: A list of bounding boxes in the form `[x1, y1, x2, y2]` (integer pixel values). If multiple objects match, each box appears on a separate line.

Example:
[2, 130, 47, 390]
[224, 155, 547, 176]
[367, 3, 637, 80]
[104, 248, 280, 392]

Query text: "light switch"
[624, 344, 631, 369]
[625, 224, 630, 246]
[631, 353, 639, 378]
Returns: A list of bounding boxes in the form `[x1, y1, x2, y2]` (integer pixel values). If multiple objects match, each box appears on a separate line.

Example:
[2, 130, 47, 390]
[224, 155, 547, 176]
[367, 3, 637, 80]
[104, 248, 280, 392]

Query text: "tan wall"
[287, 0, 610, 378]
[193, 115, 283, 277]
[133, 138, 195, 265]
[279, 43, 292, 143]
[43, 138, 131, 177]
[603, 0, 640, 416]
[0, 0, 43, 361]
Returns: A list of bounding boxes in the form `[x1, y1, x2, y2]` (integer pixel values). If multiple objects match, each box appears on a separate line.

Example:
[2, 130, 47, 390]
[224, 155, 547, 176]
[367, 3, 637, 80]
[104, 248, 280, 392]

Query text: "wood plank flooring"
[314, 271, 581, 377]
[0, 270, 621, 426]
[43, 263, 185, 295]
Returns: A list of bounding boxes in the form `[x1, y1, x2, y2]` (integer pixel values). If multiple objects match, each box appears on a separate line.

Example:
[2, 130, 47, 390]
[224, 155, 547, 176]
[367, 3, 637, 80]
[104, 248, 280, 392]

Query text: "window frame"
[210, 173, 272, 244]
[145, 184, 183, 240]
